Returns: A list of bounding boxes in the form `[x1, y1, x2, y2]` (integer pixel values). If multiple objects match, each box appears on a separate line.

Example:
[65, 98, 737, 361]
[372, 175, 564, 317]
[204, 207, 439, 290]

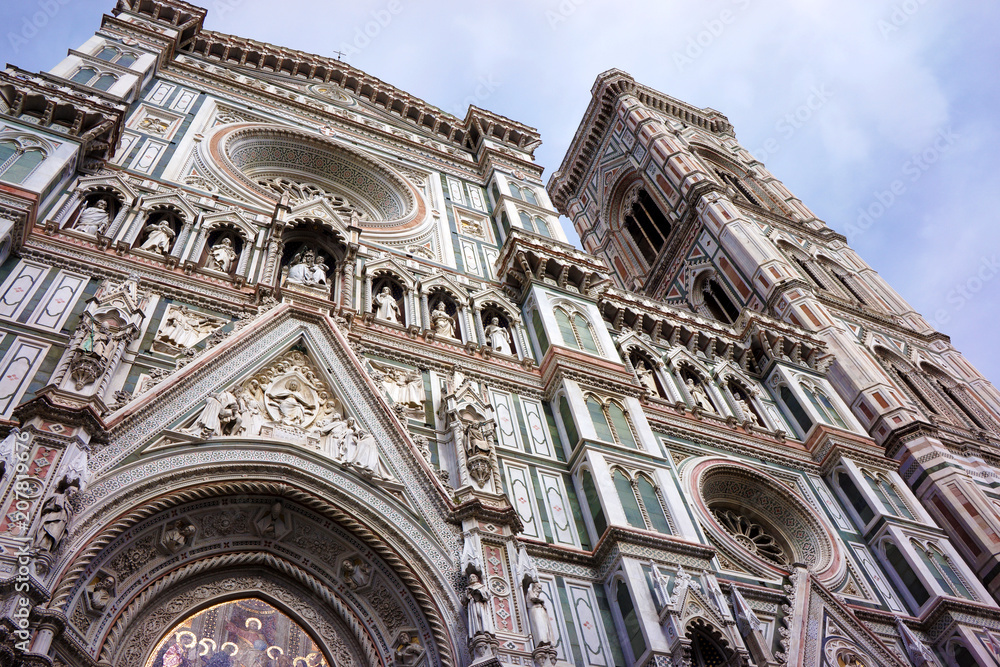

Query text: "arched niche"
[66, 188, 124, 236]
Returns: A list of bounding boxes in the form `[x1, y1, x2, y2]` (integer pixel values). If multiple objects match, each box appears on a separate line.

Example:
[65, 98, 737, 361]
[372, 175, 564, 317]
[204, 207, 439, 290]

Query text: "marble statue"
[256, 501, 289, 538]
[162, 519, 195, 553]
[484, 317, 512, 355]
[687, 378, 715, 412]
[431, 301, 456, 339]
[266, 379, 317, 427]
[0, 427, 20, 484]
[287, 248, 330, 287]
[342, 558, 371, 589]
[139, 219, 175, 254]
[156, 306, 219, 350]
[736, 397, 760, 426]
[209, 237, 238, 272]
[74, 199, 109, 235]
[526, 582, 555, 649]
[350, 430, 380, 477]
[374, 286, 400, 323]
[464, 573, 495, 638]
[89, 575, 116, 611]
[635, 360, 658, 394]
[189, 389, 241, 437]
[463, 418, 491, 457]
[32, 477, 79, 553]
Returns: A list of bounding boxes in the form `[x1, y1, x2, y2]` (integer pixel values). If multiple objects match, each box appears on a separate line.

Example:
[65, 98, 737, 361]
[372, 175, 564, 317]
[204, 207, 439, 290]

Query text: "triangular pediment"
[142, 191, 200, 222]
[470, 286, 519, 321]
[364, 253, 416, 289]
[418, 272, 466, 299]
[93, 304, 454, 544]
[78, 173, 139, 202]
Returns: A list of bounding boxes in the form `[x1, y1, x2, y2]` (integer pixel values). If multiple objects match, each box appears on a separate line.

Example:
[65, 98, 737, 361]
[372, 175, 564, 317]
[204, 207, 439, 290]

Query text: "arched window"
[580, 468, 607, 538]
[533, 216, 550, 238]
[636, 474, 672, 534]
[508, 183, 522, 200]
[951, 643, 976, 666]
[0, 148, 44, 184]
[615, 581, 646, 660]
[116, 52, 138, 67]
[587, 397, 615, 442]
[837, 471, 874, 524]
[802, 383, 848, 429]
[97, 46, 119, 61]
[885, 541, 929, 607]
[558, 395, 578, 447]
[70, 67, 118, 91]
[522, 187, 538, 206]
[779, 386, 813, 434]
[587, 397, 637, 449]
[613, 470, 645, 529]
[518, 210, 534, 233]
[699, 276, 740, 324]
[71, 67, 98, 84]
[500, 211, 511, 235]
[531, 309, 548, 354]
[94, 73, 118, 91]
[554, 306, 601, 354]
[621, 188, 671, 266]
[914, 541, 973, 599]
[863, 471, 914, 520]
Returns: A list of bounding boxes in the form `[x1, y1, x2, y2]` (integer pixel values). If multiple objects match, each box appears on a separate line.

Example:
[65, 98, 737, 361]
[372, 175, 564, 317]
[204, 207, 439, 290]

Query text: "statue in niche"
[286, 248, 330, 287]
[526, 582, 555, 650]
[463, 572, 495, 639]
[686, 378, 715, 412]
[634, 360, 659, 394]
[350, 430, 380, 477]
[162, 519, 196, 553]
[81, 320, 114, 360]
[266, 378, 319, 427]
[74, 199, 109, 235]
[463, 418, 492, 458]
[431, 301, 456, 339]
[735, 397, 760, 426]
[374, 285, 400, 323]
[0, 427, 19, 484]
[188, 389, 241, 437]
[32, 477, 79, 554]
[484, 317, 512, 355]
[138, 219, 175, 254]
[208, 237, 238, 272]
[256, 501, 289, 538]
[88, 575, 116, 612]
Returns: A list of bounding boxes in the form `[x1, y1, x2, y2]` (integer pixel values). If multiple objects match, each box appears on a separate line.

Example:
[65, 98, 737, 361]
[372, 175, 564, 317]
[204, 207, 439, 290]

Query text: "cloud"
[2, 0, 997, 383]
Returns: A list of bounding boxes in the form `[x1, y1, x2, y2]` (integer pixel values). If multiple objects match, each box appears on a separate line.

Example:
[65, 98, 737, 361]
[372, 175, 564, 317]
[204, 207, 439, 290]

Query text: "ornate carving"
[713, 508, 788, 566]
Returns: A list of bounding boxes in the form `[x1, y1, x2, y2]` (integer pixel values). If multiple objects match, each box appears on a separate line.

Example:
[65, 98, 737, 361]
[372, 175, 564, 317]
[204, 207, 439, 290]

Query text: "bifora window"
[69, 66, 118, 91]
[0, 141, 45, 184]
[554, 306, 600, 354]
[586, 396, 637, 449]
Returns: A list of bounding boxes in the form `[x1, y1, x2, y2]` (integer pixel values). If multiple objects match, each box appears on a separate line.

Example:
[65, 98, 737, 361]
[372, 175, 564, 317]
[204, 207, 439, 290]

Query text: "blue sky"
[4, 0, 998, 384]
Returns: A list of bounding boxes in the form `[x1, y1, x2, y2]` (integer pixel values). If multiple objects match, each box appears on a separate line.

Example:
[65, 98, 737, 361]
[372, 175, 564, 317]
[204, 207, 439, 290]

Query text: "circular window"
[201, 124, 424, 230]
[688, 459, 839, 576]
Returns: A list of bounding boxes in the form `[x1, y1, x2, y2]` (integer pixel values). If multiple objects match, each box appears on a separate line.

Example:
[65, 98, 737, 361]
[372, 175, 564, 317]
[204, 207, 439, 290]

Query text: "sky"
[3, 0, 998, 384]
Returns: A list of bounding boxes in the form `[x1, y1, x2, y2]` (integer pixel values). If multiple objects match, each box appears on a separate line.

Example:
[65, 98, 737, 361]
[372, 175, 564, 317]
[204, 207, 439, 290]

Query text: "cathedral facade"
[1, 2, 999, 666]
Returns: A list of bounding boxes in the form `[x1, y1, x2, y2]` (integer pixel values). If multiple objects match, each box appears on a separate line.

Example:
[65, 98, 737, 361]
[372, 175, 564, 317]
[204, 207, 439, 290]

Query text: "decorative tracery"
[712, 508, 788, 566]
[257, 175, 370, 222]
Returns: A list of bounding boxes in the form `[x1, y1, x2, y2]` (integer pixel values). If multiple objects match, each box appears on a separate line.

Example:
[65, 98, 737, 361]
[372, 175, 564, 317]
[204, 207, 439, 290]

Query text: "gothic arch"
[49, 474, 461, 667]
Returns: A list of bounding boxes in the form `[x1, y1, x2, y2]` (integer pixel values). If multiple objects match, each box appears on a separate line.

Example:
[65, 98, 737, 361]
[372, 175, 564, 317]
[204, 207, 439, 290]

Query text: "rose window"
[712, 508, 788, 566]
